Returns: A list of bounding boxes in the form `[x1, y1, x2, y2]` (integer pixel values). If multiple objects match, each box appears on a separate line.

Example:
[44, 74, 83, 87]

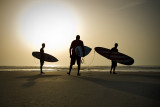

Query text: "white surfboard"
[75, 46, 92, 57]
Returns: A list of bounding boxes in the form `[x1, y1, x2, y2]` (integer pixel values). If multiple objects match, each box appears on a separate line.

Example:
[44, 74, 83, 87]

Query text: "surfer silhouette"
[67, 35, 84, 76]
[40, 43, 45, 74]
[109, 43, 118, 74]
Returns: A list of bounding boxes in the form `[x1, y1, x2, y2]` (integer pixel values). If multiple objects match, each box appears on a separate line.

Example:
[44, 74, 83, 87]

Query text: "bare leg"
[77, 56, 81, 76]
[40, 65, 42, 73]
[113, 66, 117, 74]
[40, 61, 44, 74]
[68, 64, 72, 75]
[77, 64, 80, 76]
[110, 66, 113, 74]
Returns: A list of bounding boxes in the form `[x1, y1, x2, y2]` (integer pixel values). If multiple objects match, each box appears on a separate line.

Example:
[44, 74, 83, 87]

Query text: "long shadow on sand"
[17, 74, 61, 88]
[76, 74, 160, 101]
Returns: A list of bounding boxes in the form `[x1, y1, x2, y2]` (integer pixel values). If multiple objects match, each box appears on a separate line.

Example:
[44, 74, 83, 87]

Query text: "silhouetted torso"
[111, 47, 118, 66]
[40, 48, 44, 61]
[70, 40, 84, 55]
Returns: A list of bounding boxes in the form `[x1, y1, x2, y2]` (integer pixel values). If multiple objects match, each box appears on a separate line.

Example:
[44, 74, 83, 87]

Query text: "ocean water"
[0, 65, 160, 72]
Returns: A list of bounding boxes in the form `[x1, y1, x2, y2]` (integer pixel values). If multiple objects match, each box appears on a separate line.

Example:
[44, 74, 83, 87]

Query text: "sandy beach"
[0, 71, 160, 107]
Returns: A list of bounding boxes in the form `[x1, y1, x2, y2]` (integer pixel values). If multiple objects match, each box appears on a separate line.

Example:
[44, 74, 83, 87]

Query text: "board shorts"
[70, 55, 81, 65]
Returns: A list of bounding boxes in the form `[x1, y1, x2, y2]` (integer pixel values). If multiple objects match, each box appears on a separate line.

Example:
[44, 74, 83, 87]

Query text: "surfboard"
[95, 47, 134, 65]
[75, 46, 92, 57]
[32, 52, 58, 62]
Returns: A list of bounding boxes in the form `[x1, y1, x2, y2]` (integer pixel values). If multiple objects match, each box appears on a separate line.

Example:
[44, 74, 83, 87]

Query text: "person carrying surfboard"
[40, 43, 45, 74]
[109, 43, 118, 74]
[67, 35, 85, 76]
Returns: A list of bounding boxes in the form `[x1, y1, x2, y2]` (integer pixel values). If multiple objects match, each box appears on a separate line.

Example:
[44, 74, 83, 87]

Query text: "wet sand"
[0, 71, 160, 107]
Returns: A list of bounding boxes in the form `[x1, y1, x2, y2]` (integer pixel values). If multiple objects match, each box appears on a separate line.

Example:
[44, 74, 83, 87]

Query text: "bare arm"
[40, 48, 44, 60]
[69, 41, 73, 58]
[69, 47, 72, 58]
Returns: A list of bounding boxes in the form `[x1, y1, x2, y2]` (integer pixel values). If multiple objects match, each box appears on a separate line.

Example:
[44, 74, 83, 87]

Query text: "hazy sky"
[0, 0, 160, 66]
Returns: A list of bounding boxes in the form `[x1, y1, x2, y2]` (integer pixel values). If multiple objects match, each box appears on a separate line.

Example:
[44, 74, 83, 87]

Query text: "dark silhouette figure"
[67, 35, 84, 76]
[109, 43, 118, 74]
[40, 43, 45, 74]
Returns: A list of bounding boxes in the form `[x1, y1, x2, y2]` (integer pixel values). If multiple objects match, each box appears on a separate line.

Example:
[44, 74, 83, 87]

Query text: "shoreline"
[0, 65, 160, 72]
[0, 70, 160, 72]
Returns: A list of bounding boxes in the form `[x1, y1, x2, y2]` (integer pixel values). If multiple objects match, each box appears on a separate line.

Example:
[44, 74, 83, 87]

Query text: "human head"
[76, 35, 80, 40]
[42, 43, 45, 48]
[115, 43, 118, 48]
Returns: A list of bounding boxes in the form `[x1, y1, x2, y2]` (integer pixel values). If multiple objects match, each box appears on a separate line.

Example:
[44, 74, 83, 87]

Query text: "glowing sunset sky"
[0, 0, 160, 66]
